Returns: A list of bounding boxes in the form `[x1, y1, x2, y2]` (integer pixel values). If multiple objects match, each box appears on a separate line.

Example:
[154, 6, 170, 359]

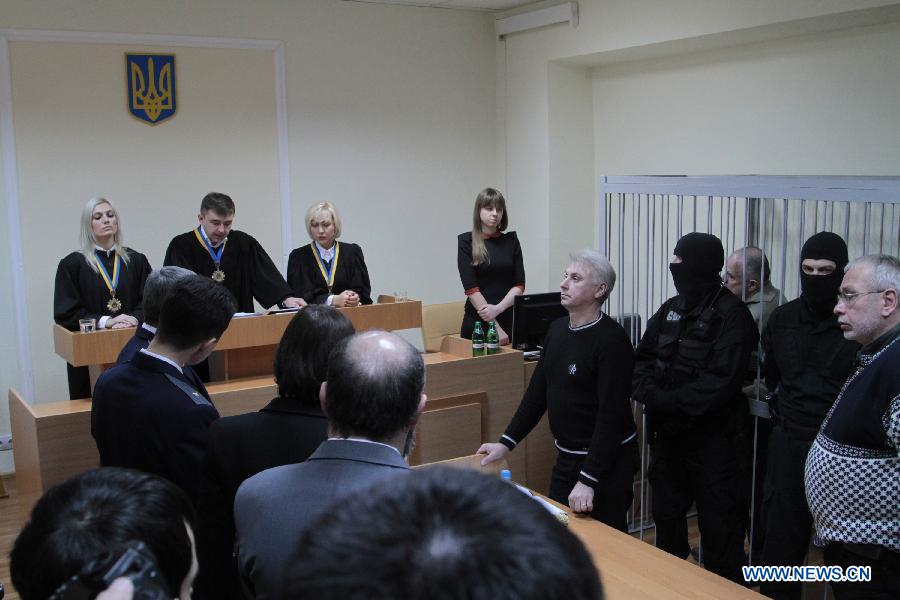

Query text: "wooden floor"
[0, 474, 832, 600]
[1, 475, 19, 600]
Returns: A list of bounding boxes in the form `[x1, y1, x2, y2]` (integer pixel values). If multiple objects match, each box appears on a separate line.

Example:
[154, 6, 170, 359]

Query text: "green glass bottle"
[486, 321, 500, 354]
[472, 321, 486, 357]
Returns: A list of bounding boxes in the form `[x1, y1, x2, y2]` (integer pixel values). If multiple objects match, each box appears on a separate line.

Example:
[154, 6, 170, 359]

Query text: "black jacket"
[116, 325, 155, 365]
[633, 286, 757, 436]
[761, 299, 858, 437]
[195, 397, 328, 600]
[91, 351, 218, 501]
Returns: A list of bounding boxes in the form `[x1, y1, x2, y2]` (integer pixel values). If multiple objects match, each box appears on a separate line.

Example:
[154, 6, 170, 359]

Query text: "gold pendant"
[107, 296, 122, 313]
[212, 269, 225, 283]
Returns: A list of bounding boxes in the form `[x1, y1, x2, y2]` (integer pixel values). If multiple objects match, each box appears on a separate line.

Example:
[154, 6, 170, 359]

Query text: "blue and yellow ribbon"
[311, 242, 340, 290]
[194, 226, 227, 266]
[93, 252, 120, 297]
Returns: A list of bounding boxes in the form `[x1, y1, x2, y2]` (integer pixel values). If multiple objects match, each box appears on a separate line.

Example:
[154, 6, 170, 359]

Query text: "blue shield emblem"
[126, 53, 177, 125]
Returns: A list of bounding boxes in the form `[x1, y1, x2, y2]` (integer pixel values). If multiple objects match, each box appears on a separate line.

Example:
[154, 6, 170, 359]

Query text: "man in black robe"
[163, 192, 305, 313]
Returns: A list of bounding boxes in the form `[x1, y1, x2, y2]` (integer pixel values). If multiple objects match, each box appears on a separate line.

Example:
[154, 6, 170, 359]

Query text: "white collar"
[139, 348, 183, 374]
[197, 225, 225, 249]
[314, 240, 337, 261]
[141, 323, 157, 335]
[568, 312, 604, 331]
[94, 244, 115, 255]
[327, 437, 402, 457]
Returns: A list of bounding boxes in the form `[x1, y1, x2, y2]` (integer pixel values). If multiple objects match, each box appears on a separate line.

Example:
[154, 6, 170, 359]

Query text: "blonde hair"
[470, 188, 508, 266]
[79, 197, 130, 272]
[305, 201, 343, 241]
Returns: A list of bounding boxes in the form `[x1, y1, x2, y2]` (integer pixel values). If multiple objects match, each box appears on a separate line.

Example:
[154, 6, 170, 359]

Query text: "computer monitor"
[511, 292, 567, 352]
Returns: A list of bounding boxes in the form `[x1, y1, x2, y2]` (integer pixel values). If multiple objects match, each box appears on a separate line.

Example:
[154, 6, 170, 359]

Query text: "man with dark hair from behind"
[234, 330, 426, 600]
[92, 274, 237, 502]
[285, 467, 603, 600]
[116, 265, 194, 364]
[10, 467, 198, 600]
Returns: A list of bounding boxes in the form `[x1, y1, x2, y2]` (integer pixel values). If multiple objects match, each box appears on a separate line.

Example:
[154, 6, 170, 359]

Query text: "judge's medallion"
[107, 296, 123, 313]
[212, 269, 226, 283]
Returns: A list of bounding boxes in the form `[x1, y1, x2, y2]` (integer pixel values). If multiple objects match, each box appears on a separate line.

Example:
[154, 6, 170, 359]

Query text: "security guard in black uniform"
[633, 232, 757, 583]
[758, 232, 858, 600]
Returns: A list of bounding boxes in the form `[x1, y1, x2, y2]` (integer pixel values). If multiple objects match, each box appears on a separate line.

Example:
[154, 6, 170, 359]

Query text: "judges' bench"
[10, 300, 556, 511]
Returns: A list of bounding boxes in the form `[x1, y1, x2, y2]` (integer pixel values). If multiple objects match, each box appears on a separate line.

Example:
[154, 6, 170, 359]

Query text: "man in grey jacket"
[234, 330, 426, 600]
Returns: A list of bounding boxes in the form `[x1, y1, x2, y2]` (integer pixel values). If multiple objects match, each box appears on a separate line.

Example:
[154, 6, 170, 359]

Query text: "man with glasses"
[757, 232, 859, 600]
[805, 254, 900, 599]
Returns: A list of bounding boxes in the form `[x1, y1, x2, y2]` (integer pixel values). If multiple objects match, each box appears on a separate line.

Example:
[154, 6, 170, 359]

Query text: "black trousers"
[824, 543, 900, 600]
[548, 440, 639, 533]
[66, 363, 92, 399]
[742, 414, 772, 565]
[649, 428, 746, 583]
[759, 424, 815, 600]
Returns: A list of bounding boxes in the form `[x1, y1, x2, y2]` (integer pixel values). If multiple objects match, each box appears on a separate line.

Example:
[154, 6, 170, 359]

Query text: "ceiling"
[344, 0, 542, 12]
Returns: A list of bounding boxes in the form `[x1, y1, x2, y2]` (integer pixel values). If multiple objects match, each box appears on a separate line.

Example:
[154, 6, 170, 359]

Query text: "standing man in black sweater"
[478, 249, 638, 532]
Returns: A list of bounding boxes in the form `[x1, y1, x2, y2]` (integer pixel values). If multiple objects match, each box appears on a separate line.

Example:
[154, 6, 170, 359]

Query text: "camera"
[49, 541, 172, 600]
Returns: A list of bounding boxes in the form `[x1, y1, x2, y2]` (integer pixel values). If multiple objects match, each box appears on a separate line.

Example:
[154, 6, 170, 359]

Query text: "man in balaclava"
[632, 232, 757, 583]
[757, 232, 859, 600]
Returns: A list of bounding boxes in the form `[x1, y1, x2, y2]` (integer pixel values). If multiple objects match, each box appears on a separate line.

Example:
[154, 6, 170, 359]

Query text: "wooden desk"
[52, 299, 423, 382]
[10, 335, 533, 511]
[564, 506, 759, 599]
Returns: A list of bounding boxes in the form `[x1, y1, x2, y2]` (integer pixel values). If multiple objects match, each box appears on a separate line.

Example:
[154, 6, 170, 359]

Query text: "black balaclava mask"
[670, 232, 725, 309]
[800, 231, 848, 318]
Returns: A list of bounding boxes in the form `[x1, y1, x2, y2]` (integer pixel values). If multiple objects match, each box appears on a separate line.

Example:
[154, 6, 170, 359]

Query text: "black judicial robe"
[163, 229, 292, 312]
[54, 248, 152, 399]
[54, 249, 151, 330]
[287, 242, 372, 305]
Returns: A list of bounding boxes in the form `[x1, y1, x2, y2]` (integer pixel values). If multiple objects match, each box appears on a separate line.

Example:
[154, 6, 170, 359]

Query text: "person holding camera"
[10, 468, 198, 600]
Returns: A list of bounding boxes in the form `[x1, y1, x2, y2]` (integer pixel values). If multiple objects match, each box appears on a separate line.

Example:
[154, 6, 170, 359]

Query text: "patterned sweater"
[804, 324, 900, 552]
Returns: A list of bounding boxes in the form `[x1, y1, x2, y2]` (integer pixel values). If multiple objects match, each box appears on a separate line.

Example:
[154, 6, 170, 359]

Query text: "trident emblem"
[126, 54, 177, 125]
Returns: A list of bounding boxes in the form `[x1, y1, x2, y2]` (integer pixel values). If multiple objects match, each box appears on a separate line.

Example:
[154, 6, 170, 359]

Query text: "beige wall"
[0, 0, 498, 471]
[592, 21, 900, 176]
[11, 41, 282, 411]
[500, 0, 900, 290]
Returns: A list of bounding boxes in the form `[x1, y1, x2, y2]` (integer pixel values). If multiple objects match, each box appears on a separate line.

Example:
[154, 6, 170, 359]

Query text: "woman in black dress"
[457, 188, 525, 343]
[54, 197, 152, 398]
[288, 201, 372, 307]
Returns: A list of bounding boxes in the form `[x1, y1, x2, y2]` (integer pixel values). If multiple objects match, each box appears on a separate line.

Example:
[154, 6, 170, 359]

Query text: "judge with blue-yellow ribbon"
[54, 197, 152, 398]
[288, 201, 372, 307]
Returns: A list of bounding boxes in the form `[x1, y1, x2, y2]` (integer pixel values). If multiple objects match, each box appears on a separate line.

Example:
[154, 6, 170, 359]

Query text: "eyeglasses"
[835, 290, 885, 304]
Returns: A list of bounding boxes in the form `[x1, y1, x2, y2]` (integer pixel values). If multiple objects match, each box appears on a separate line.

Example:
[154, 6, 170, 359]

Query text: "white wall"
[0, 115, 16, 474]
[548, 61, 594, 282]
[10, 41, 283, 411]
[0, 0, 498, 470]
[592, 22, 900, 176]
[499, 0, 900, 290]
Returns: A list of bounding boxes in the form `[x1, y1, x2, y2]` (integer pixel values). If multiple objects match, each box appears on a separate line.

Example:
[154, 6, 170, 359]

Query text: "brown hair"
[470, 188, 508, 266]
